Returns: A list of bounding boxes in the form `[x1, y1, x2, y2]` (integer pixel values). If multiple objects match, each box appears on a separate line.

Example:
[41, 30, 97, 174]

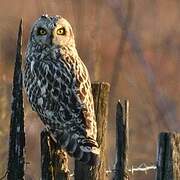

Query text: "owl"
[24, 15, 99, 165]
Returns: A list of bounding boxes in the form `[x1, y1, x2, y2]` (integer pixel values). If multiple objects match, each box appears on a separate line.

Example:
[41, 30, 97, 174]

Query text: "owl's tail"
[56, 131, 100, 166]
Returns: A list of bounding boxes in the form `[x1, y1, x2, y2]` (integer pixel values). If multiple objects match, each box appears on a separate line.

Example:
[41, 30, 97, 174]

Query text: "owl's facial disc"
[31, 16, 75, 48]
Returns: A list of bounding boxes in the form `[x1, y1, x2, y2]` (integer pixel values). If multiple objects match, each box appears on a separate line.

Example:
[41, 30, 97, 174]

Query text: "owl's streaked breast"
[24, 15, 99, 165]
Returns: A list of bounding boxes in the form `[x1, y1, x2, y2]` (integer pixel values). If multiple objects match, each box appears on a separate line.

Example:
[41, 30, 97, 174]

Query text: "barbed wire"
[0, 163, 156, 179]
[106, 163, 156, 175]
[68, 163, 157, 177]
[127, 163, 156, 174]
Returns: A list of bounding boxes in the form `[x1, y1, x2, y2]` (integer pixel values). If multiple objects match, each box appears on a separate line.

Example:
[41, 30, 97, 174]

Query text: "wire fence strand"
[108, 163, 156, 175]
[0, 163, 156, 179]
[127, 163, 156, 174]
[1, 163, 156, 179]
[68, 163, 157, 177]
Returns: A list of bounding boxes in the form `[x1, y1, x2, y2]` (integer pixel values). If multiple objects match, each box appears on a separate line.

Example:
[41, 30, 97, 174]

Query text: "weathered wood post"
[74, 82, 110, 180]
[7, 19, 25, 179]
[41, 130, 69, 180]
[156, 132, 180, 180]
[113, 100, 129, 180]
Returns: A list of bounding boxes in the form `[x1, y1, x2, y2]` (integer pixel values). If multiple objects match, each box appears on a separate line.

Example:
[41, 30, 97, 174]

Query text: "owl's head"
[29, 15, 75, 48]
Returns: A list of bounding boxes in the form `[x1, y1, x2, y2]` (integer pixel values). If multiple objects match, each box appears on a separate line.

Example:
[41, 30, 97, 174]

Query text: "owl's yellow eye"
[57, 27, 66, 35]
[37, 28, 47, 35]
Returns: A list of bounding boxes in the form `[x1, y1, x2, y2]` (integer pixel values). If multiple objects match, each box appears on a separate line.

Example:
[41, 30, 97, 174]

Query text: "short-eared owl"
[24, 15, 99, 165]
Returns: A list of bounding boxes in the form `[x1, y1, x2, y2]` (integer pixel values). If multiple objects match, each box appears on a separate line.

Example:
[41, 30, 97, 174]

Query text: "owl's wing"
[31, 57, 99, 165]
[71, 56, 97, 139]
[31, 56, 96, 138]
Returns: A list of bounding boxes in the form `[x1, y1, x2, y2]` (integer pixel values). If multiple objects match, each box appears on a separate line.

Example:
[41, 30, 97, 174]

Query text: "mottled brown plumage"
[24, 15, 99, 165]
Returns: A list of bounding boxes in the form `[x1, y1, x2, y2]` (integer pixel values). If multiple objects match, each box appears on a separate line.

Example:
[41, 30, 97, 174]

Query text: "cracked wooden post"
[113, 100, 129, 180]
[7, 19, 25, 180]
[74, 82, 110, 180]
[41, 130, 69, 180]
[156, 132, 180, 180]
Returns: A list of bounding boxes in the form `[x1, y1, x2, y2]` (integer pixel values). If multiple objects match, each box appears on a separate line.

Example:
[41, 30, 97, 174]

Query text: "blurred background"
[0, 0, 179, 179]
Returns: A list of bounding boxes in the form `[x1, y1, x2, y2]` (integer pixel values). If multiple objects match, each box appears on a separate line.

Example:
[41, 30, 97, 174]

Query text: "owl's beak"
[50, 33, 54, 45]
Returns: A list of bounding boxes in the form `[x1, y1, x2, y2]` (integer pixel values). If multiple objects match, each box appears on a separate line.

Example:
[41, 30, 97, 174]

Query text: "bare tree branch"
[107, 0, 133, 100]
[106, 0, 179, 130]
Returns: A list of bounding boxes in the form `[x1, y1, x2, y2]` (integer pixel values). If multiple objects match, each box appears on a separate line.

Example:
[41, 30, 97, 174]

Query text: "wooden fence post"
[41, 130, 69, 180]
[156, 132, 180, 180]
[74, 82, 110, 180]
[113, 100, 129, 180]
[7, 19, 25, 180]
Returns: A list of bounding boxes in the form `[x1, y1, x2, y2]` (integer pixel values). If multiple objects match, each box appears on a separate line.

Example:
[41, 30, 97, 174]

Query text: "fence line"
[0, 163, 158, 180]
[108, 163, 157, 175]
[67, 163, 157, 178]
[127, 163, 156, 174]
